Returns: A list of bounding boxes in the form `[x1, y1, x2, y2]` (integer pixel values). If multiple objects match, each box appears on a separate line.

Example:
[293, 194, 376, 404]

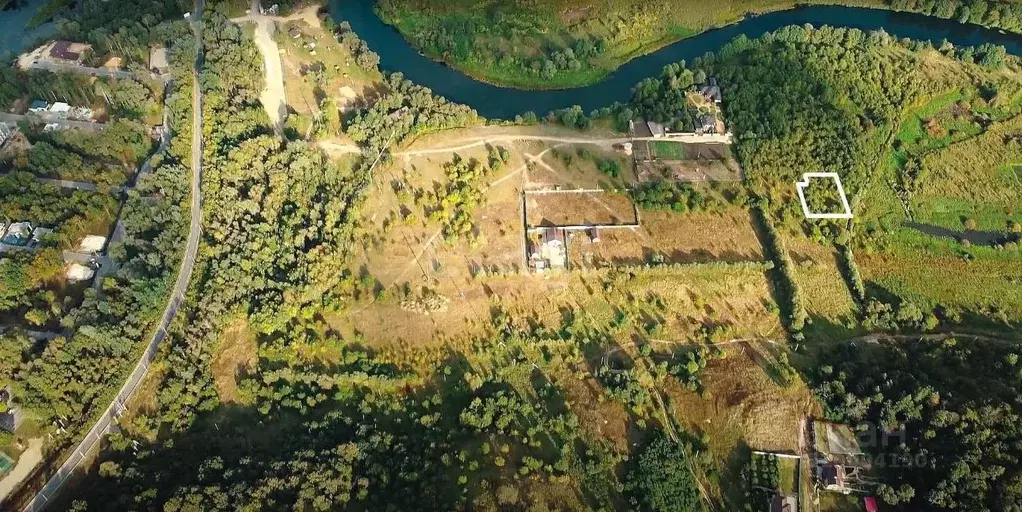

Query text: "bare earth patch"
[211, 320, 258, 404]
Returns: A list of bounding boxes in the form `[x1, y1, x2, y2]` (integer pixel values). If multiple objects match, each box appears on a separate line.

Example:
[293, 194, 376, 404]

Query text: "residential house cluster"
[27, 100, 95, 122]
[0, 221, 107, 283]
[0, 221, 50, 249]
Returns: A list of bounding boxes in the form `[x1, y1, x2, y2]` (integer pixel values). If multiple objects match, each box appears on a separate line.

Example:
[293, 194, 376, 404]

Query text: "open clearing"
[572, 209, 764, 268]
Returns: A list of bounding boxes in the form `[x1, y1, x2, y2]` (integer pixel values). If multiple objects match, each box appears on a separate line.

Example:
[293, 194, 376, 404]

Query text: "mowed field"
[572, 208, 764, 268]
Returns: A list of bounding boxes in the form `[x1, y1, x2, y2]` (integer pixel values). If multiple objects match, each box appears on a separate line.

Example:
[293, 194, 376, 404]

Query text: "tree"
[626, 435, 702, 512]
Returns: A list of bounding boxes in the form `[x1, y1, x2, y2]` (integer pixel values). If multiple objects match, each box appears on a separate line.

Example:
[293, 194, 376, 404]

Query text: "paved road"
[18, 1, 205, 509]
[19, 60, 137, 80]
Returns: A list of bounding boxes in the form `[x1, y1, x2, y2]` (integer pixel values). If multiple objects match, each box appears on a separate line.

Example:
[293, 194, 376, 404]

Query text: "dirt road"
[234, 0, 287, 131]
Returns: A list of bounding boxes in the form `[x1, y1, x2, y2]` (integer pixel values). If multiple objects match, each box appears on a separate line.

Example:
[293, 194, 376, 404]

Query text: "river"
[329, 0, 1022, 118]
[0, 0, 57, 59]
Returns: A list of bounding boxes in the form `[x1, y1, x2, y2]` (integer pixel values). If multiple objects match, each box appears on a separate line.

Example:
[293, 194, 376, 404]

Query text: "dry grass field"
[782, 236, 862, 340]
[525, 191, 637, 227]
[572, 209, 764, 268]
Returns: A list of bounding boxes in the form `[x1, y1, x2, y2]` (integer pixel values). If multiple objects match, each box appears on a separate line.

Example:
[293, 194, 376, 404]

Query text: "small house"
[646, 120, 666, 138]
[66, 262, 96, 282]
[49, 40, 82, 62]
[0, 388, 23, 433]
[29, 100, 49, 113]
[30, 227, 53, 247]
[2, 222, 33, 246]
[821, 463, 851, 494]
[699, 77, 722, 103]
[699, 77, 723, 103]
[864, 497, 879, 512]
[698, 113, 716, 134]
[48, 102, 71, 118]
[0, 122, 12, 147]
[540, 228, 567, 269]
[149, 46, 169, 75]
[771, 495, 797, 512]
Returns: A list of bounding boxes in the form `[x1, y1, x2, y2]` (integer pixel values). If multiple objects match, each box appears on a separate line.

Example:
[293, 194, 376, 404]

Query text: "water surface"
[0, 0, 57, 59]
[329, 0, 1022, 118]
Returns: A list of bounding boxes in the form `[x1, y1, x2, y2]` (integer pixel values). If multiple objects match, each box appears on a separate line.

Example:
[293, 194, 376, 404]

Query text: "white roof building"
[49, 102, 71, 114]
[66, 263, 96, 282]
[78, 235, 107, 254]
[30, 227, 53, 246]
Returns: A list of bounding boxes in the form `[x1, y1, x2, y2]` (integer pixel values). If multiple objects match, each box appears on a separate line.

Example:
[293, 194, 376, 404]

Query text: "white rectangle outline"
[795, 172, 853, 219]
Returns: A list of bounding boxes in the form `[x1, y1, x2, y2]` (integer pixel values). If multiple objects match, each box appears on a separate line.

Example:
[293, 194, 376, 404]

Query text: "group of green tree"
[812, 338, 1022, 510]
[0, 248, 64, 329]
[0, 171, 118, 237]
[51, 0, 190, 68]
[325, 20, 382, 72]
[344, 71, 479, 147]
[375, 0, 607, 85]
[0, 5, 195, 477]
[426, 154, 489, 243]
[886, 0, 1022, 34]
[739, 452, 782, 512]
[76, 285, 704, 511]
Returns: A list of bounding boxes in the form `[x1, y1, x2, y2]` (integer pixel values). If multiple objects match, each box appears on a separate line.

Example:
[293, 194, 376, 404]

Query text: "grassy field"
[375, 0, 890, 88]
[649, 140, 689, 159]
[273, 13, 383, 140]
[854, 62, 1022, 328]
[572, 207, 765, 268]
[782, 236, 862, 340]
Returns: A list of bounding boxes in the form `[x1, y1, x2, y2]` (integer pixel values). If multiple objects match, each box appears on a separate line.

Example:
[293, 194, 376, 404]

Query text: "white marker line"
[795, 172, 853, 219]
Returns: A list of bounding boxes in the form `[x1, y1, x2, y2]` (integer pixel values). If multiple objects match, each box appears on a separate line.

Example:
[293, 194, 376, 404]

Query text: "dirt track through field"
[252, 18, 287, 130]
